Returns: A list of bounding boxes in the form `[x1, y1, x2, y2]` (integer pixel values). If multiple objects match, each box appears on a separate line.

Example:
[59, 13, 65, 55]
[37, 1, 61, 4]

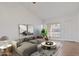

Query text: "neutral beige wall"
[0, 3, 42, 40]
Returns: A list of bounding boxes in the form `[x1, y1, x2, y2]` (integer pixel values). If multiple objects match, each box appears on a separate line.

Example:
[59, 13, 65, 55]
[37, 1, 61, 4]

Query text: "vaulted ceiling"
[22, 2, 79, 21]
[0, 2, 79, 21]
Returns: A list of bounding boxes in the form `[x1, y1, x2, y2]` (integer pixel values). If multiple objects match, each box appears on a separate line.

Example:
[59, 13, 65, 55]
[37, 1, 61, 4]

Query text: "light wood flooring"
[54, 40, 79, 56]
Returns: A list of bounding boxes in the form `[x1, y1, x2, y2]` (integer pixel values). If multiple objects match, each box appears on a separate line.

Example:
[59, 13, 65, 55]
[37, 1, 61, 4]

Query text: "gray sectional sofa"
[14, 38, 42, 56]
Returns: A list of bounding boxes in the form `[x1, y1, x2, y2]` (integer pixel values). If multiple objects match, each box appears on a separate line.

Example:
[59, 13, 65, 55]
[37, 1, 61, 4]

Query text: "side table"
[0, 43, 13, 56]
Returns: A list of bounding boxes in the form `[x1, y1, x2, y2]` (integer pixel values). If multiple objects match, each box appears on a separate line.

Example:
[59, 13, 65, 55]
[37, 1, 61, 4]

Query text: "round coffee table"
[41, 41, 56, 50]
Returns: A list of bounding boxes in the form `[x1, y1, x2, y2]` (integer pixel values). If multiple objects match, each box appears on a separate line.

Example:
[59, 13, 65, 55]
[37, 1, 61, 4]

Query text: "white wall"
[44, 14, 79, 42]
[0, 3, 42, 40]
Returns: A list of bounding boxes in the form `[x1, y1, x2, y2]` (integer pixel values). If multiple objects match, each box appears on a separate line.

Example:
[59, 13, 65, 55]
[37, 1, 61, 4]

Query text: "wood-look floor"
[56, 41, 79, 56]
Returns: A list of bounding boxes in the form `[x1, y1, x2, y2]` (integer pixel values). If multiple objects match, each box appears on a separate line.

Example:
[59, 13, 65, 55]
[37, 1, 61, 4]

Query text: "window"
[19, 24, 34, 36]
[28, 25, 34, 33]
[19, 24, 27, 34]
[48, 24, 61, 38]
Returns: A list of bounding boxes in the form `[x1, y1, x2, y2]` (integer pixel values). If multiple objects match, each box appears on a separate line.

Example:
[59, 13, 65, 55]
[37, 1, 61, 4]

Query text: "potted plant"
[41, 28, 48, 41]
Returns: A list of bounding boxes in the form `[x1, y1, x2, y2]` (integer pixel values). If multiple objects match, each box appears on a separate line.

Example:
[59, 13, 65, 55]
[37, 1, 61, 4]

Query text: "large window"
[49, 24, 61, 38]
[38, 23, 61, 38]
[41, 24, 61, 39]
[19, 24, 34, 36]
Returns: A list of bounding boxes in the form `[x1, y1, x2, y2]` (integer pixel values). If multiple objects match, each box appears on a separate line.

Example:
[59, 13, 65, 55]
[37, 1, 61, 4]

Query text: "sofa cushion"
[29, 40, 40, 44]
[16, 42, 37, 55]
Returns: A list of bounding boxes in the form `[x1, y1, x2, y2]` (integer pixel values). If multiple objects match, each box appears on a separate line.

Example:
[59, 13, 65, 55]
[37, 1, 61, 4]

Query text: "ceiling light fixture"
[33, 2, 36, 4]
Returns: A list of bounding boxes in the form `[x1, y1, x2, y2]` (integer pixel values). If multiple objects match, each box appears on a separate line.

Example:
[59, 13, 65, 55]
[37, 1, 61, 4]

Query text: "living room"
[0, 1, 79, 57]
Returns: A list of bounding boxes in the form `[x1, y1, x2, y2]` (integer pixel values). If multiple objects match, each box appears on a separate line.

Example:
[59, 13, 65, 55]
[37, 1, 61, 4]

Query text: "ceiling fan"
[32, 2, 36, 4]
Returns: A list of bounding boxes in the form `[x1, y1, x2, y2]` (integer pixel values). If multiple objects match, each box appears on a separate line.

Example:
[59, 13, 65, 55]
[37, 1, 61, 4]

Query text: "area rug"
[31, 41, 63, 56]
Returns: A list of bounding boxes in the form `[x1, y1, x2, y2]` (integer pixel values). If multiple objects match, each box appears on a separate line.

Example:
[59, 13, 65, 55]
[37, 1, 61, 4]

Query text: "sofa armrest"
[11, 41, 18, 49]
